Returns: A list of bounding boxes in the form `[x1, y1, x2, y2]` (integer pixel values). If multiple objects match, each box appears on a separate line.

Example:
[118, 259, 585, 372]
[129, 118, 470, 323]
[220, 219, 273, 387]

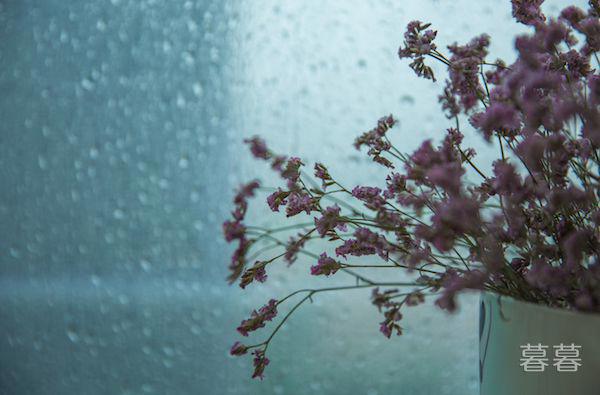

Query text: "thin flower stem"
[428, 50, 451, 65]
[384, 136, 410, 162]
[480, 63, 491, 100]
[303, 174, 365, 214]
[256, 232, 378, 285]
[388, 287, 437, 300]
[454, 116, 488, 180]
[388, 256, 444, 275]
[482, 61, 511, 70]
[342, 264, 411, 269]
[263, 294, 310, 352]
[382, 199, 428, 225]
[502, 136, 538, 185]
[247, 243, 281, 262]
[263, 281, 423, 352]
[247, 222, 314, 233]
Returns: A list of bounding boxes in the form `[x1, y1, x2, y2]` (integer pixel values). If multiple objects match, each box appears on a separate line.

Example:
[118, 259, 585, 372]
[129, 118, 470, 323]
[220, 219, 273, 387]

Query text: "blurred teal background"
[0, 1, 586, 394]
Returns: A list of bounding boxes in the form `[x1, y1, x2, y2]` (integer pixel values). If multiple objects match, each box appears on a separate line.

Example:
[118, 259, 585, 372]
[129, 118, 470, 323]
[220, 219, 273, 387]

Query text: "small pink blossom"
[310, 253, 342, 276]
[230, 342, 248, 356]
[237, 299, 278, 337]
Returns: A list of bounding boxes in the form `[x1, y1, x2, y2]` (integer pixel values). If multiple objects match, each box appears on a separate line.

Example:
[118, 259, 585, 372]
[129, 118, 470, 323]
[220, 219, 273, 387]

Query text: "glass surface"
[0, 1, 586, 394]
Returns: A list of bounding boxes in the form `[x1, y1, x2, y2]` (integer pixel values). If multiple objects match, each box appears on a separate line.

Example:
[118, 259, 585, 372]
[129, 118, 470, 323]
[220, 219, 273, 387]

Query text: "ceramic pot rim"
[481, 290, 600, 322]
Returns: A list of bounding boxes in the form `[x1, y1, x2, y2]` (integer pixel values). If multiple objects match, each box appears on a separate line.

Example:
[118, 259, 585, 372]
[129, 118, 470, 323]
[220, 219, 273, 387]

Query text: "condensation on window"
[0, 1, 586, 394]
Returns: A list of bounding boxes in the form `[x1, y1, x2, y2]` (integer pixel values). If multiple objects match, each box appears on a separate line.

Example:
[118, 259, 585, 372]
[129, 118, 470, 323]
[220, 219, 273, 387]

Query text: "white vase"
[479, 291, 600, 395]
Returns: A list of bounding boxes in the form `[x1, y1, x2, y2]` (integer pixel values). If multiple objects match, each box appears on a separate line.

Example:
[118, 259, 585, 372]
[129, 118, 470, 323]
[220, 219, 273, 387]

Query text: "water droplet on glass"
[38, 155, 48, 170]
[66, 327, 80, 343]
[162, 346, 175, 357]
[7, 243, 21, 258]
[192, 83, 203, 97]
[113, 208, 124, 220]
[81, 78, 95, 91]
[140, 259, 151, 272]
[90, 275, 101, 286]
[96, 19, 106, 32]
[400, 94, 415, 105]
[178, 157, 189, 169]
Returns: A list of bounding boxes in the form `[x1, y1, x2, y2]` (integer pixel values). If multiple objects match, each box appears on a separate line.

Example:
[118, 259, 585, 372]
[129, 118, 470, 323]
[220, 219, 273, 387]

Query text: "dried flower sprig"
[224, 0, 600, 379]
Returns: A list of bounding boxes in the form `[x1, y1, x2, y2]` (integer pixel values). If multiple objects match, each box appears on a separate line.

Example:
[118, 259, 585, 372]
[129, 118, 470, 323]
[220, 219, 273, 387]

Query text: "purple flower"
[516, 134, 547, 173]
[224, 180, 262, 284]
[285, 192, 315, 217]
[257, 299, 278, 320]
[406, 137, 465, 195]
[446, 34, 490, 112]
[405, 292, 425, 306]
[281, 157, 303, 186]
[525, 261, 570, 298]
[560, 6, 586, 25]
[375, 209, 406, 230]
[255, 267, 267, 282]
[234, 180, 260, 207]
[354, 115, 397, 167]
[222, 220, 246, 242]
[562, 229, 593, 268]
[228, 180, 261, 222]
[310, 253, 342, 276]
[379, 306, 403, 338]
[371, 287, 396, 311]
[409, 140, 437, 168]
[577, 17, 600, 55]
[511, 0, 546, 25]
[227, 237, 250, 284]
[470, 102, 521, 140]
[239, 263, 268, 289]
[336, 227, 393, 260]
[230, 342, 248, 356]
[314, 205, 347, 237]
[251, 349, 270, 380]
[491, 161, 523, 196]
[406, 246, 432, 269]
[398, 21, 438, 81]
[589, 75, 600, 106]
[435, 270, 487, 312]
[314, 163, 332, 189]
[352, 186, 386, 210]
[425, 162, 464, 196]
[561, 49, 592, 80]
[237, 299, 278, 337]
[439, 85, 461, 117]
[284, 235, 307, 265]
[399, 21, 438, 58]
[267, 155, 285, 172]
[244, 136, 270, 160]
[416, 196, 481, 252]
[383, 173, 406, 198]
[266, 189, 289, 212]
